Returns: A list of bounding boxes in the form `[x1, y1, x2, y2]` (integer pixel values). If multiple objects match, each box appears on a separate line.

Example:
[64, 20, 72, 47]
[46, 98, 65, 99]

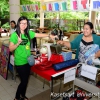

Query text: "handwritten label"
[64, 68, 76, 84]
[81, 64, 97, 80]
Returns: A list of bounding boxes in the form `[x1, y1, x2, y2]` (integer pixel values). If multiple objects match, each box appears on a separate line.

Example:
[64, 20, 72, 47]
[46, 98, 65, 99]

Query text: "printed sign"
[0, 44, 10, 80]
[81, 64, 97, 80]
[64, 68, 76, 84]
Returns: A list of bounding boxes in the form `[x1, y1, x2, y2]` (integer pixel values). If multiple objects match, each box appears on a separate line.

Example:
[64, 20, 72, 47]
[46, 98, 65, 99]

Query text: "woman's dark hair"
[84, 22, 96, 34]
[10, 20, 16, 29]
[16, 16, 30, 41]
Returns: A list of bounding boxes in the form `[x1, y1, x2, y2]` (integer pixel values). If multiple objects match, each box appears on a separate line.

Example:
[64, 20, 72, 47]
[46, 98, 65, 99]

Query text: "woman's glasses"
[20, 23, 27, 25]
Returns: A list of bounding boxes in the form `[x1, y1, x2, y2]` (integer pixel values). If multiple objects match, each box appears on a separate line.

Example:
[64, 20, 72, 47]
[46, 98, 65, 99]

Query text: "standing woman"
[9, 16, 56, 100]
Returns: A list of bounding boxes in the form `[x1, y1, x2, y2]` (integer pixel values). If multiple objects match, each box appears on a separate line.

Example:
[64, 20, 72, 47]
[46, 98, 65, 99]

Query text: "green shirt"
[10, 30, 35, 65]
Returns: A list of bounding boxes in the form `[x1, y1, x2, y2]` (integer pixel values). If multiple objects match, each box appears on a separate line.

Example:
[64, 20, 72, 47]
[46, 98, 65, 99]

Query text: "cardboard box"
[61, 51, 72, 61]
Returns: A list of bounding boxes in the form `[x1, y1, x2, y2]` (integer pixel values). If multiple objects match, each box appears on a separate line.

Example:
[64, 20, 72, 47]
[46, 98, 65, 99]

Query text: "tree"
[20, 0, 38, 19]
[0, 0, 9, 19]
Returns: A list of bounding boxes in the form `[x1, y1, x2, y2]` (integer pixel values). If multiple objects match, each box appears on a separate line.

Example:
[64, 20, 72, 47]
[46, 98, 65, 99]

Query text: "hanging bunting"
[42, 1, 67, 12]
[21, 4, 40, 12]
[70, 0, 78, 11]
[20, 0, 100, 12]
[29, 5, 34, 11]
[59, 1, 67, 11]
[62, 1, 67, 11]
[48, 3, 53, 11]
[77, 0, 89, 11]
[90, 0, 100, 11]
[42, 3, 47, 11]
[81, 0, 88, 9]
[32, 5, 36, 11]
[73, 0, 78, 10]
[35, 4, 39, 11]
[53, 2, 59, 11]
[70, 0, 89, 11]
[21, 5, 27, 12]
[45, 3, 49, 11]
[20, 5, 23, 12]
[26, 5, 31, 12]
[34, 1, 40, 12]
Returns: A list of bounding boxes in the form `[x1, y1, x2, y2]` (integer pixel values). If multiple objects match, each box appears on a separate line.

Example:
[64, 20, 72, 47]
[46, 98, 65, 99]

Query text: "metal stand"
[73, 63, 100, 100]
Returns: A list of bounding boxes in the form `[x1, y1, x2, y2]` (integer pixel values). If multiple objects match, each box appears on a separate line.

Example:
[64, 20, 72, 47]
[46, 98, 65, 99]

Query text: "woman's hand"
[16, 34, 22, 46]
[17, 36, 22, 45]
[95, 50, 100, 59]
[57, 40, 64, 45]
[49, 34, 58, 40]
[9, 34, 22, 52]
[57, 40, 71, 49]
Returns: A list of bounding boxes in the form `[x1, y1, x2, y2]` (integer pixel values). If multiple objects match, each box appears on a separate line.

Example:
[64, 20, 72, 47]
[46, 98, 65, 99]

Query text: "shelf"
[74, 78, 100, 93]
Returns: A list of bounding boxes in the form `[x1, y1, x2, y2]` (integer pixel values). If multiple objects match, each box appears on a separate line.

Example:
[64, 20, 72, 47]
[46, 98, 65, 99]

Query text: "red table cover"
[31, 65, 75, 81]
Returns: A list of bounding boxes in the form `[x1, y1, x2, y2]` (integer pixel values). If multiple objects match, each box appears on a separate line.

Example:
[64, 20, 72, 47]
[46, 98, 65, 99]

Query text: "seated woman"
[10, 20, 16, 35]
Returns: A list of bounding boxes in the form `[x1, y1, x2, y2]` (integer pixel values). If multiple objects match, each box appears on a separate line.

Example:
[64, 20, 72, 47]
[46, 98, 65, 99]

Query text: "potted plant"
[1, 22, 10, 30]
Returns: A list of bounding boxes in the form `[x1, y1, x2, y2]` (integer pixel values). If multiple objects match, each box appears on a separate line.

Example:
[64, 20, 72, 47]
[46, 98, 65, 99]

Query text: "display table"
[31, 65, 76, 92]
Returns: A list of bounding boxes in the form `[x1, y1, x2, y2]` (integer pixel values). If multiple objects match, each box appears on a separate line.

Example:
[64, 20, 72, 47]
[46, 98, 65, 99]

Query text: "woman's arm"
[57, 40, 71, 49]
[95, 50, 100, 58]
[9, 36, 22, 52]
[35, 33, 49, 37]
[35, 33, 57, 39]
[9, 42, 19, 52]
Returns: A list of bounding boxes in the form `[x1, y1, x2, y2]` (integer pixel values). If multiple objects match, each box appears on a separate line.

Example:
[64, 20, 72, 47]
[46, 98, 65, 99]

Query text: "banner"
[70, 0, 89, 11]
[90, 0, 100, 11]
[20, 0, 100, 12]
[53, 2, 59, 11]
[21, 4, 40, 12]
[21, 5, 27, 12]
[77, 0, 89, 11]
[59, 1, 67, 11]
[42, 3, 47, 11]
[41, 1, 67, 12]
[70, 0, 78, 10]
[47, 3, 53, 11]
